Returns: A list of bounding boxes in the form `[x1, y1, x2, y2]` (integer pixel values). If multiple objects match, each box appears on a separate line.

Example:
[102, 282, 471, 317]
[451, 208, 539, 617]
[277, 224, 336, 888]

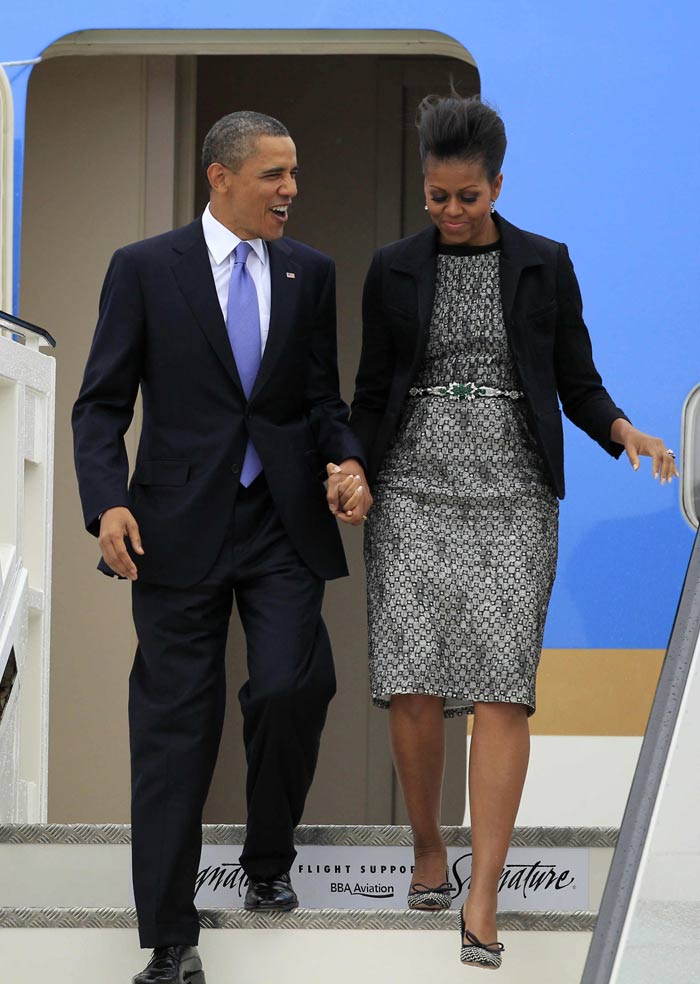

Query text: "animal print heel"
[407, 881, 452, 910]
[459, 909, 504, 969]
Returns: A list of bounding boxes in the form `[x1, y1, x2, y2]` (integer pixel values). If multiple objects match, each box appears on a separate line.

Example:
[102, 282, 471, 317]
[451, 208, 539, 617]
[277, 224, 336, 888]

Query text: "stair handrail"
[580, 527, 700, 983]
[680, 383, 700, 530]
[0, 309, 56, 350]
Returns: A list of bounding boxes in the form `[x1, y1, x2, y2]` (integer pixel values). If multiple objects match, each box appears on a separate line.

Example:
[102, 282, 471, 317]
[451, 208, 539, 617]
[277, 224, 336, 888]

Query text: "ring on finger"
[666, 448, 676, 459]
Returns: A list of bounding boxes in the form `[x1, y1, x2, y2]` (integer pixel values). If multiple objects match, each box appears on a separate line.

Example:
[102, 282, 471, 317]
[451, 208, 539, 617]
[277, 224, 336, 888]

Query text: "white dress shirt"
[201, 203, 271, 354]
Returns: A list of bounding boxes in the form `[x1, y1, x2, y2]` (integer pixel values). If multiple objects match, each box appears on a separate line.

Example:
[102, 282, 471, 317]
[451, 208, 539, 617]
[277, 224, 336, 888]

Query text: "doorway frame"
[0, 66, 12, 311]
[42, 28, 478, 63]
[27, 30, 479, 826]
[39, 29, 479, 236]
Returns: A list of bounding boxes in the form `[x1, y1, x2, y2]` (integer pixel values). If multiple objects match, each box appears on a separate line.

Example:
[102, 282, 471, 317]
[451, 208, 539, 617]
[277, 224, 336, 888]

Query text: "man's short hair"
[201, 111, 290, 180]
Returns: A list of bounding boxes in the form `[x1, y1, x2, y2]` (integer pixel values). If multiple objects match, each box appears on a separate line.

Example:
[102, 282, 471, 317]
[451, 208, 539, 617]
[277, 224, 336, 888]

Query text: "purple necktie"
[227, 242, 263, 486]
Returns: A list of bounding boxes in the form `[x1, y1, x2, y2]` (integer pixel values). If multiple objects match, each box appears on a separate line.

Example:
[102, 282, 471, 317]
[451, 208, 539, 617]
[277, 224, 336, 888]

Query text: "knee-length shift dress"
[364, 241, 559, 717]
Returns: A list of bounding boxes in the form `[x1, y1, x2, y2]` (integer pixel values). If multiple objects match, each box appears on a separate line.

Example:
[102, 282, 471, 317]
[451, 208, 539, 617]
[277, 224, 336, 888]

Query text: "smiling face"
[424, 156, 503, 246]
[207, 135, 298, 241]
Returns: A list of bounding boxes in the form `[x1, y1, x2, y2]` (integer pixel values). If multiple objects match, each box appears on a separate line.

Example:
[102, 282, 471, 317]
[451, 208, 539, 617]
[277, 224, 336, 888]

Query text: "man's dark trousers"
[129, 475, 335, 948]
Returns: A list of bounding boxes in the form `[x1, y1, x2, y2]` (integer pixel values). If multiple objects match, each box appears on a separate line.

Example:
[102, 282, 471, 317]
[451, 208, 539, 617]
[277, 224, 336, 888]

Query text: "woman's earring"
[424, 205, 429, 211]
[490, 200, 496, 214]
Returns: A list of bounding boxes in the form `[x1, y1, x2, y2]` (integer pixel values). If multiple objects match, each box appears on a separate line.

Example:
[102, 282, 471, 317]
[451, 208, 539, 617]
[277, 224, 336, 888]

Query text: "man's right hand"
[98, 507, 144, 581]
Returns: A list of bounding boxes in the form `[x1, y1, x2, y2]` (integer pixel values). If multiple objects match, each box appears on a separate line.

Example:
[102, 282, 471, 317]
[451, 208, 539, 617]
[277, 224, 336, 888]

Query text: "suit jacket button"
[231, 464, 240, 475]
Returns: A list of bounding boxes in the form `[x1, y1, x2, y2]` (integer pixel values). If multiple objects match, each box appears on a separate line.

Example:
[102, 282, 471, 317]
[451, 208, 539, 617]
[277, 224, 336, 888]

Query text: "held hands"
[326, 459, 373, 526]
[98, 507, 144, 580]
[611, 419, 680, 485]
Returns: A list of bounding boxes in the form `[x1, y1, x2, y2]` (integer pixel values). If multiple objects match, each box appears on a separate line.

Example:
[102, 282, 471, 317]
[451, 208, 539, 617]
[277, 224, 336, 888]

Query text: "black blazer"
[350, 214, 628, 497]
[72, 218, 363, 588]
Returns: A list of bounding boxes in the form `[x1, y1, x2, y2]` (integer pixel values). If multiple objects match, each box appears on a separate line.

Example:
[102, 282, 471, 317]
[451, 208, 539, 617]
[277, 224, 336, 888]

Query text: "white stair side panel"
[0, 695, 19, 820]
[0, 844, 133, 906]
[0, 842, 612, 911]
[1, 928, 592, 984]
[614, 900, 700, 984]
[464, 735, 643, 828]
[0, 570, 27, 821]
[0, 334, 55, 822]
[633, 624, 700, 903]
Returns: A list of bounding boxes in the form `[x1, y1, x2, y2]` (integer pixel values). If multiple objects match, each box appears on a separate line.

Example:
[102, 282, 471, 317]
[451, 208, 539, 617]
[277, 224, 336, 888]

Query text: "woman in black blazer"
[346, 94, 676, 970]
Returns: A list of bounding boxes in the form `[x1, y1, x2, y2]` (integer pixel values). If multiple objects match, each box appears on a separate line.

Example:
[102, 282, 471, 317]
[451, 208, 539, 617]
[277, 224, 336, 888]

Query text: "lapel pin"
[286, 272, 296, 279]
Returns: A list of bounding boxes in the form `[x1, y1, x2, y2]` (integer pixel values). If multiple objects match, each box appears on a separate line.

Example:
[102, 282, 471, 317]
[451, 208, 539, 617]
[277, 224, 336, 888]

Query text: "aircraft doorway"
[19, 38, 478, 825]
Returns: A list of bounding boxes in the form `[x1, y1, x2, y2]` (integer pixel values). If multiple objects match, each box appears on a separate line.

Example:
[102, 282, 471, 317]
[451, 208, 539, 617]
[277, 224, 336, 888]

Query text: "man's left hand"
[326, 459, 373, 526]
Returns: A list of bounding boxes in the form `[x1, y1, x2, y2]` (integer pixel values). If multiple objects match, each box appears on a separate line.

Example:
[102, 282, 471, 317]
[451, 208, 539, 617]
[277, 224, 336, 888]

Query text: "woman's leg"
[390, 694, 447, 888]
[463, 701, 530, 944]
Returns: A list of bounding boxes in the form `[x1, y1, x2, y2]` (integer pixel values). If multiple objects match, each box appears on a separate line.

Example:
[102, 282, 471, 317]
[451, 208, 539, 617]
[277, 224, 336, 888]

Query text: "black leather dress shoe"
[132, 945, 205, 984]
[244, 871, 299, 911]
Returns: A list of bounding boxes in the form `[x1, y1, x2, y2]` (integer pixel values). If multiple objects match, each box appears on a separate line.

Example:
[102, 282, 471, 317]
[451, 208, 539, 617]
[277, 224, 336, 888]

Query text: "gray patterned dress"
[364, 241, 559, 717]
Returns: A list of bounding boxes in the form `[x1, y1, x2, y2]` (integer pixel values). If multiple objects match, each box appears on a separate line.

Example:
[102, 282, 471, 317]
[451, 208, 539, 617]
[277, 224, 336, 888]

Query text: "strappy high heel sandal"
[407, 880, 452, 910]
[459, 908, 505, 969]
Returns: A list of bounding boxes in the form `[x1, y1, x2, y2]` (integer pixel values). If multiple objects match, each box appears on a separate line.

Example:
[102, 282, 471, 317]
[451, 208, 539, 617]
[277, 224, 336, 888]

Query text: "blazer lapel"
[495, 213, 545, 328]
[170, 219, 244, 392]
[390, 218, 545, 374]
[250, 238, 300, 400]
[389, 226, 438, 350]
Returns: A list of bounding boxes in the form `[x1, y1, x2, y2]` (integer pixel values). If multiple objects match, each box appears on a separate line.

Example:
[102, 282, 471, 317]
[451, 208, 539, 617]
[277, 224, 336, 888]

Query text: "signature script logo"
[449, 853, 576, 900]
[195, 862, 248, 899]
[195, 853, 577, 905]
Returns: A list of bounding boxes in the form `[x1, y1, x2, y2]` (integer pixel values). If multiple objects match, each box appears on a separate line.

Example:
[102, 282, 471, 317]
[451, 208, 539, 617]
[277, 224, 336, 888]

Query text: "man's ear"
[206, 162, 230, 193]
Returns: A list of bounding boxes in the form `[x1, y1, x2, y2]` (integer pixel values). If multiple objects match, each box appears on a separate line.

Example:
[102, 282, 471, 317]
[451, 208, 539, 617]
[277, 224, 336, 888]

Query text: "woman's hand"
[610, 418, 680, 484]
[326, 460, 373, 525]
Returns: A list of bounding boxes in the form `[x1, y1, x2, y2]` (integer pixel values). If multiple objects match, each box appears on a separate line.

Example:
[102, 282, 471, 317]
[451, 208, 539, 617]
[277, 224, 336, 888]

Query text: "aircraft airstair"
[1, 319, 699, 983]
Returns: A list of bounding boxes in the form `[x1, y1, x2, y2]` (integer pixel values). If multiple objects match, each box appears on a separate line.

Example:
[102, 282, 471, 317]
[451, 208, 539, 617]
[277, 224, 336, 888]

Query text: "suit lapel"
[250, 238, 300, 400]
[170, 219, 244, 392]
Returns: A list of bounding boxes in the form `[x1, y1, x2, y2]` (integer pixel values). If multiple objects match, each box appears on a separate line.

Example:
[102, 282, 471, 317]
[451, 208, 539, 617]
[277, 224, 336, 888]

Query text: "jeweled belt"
[408, 382, 524, 401]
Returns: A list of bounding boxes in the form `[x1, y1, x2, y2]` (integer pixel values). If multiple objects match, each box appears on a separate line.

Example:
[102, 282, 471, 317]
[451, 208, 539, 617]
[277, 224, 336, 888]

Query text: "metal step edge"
[0, 907, 597, 932]
[0, 824, 618, 848]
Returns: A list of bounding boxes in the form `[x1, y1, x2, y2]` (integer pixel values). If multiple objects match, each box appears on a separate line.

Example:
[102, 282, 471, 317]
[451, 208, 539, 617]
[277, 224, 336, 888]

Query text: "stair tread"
[0, 905, 598, 931]
[0, 823, 618, 847]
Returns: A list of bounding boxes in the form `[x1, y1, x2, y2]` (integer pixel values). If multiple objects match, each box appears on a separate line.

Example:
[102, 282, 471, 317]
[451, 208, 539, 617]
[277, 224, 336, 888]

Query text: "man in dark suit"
[72, 111, 372, 984]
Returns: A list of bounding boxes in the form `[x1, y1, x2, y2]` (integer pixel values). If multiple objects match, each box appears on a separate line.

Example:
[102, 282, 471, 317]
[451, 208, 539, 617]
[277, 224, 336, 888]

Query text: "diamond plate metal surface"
[0, 906, 598, 932]
[0, 823, 618, 847]
[0, 823, 131, 844]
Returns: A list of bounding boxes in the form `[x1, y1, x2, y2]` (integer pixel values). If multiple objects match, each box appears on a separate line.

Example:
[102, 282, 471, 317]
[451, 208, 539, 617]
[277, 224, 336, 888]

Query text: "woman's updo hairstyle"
[417, 93, 506, 182]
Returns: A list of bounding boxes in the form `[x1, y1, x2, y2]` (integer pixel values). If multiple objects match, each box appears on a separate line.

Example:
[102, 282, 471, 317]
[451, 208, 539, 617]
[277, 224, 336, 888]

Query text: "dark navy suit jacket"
[72, 218, 363, 587]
